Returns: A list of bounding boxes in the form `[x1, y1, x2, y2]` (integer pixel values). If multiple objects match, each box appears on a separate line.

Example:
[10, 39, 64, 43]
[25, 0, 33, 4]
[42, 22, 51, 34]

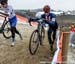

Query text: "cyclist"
[29, 5, 58, 51]
[0, 0, 22, 47]
[41, 5, 58, 51]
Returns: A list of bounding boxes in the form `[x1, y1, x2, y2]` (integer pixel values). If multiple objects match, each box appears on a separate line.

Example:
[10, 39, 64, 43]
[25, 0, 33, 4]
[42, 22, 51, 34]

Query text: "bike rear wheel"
[29, 30, 39, 55]
[3, 21, 11, 39]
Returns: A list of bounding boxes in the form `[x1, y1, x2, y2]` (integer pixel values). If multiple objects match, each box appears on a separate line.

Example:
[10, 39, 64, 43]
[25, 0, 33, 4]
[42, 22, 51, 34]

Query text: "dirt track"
[0, 24, 54, 64]
[67, 45, 75, 64]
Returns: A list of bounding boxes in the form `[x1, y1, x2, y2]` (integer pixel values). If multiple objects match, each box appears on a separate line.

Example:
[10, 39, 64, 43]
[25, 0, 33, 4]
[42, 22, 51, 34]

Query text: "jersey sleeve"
[7, 6, 14, 16]
[51, 13, 56, 22]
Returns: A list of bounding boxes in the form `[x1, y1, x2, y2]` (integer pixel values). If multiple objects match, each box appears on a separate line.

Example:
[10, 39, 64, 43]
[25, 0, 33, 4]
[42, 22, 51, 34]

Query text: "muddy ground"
[0, 24, 55, 64]
[0, 23, 75, 64]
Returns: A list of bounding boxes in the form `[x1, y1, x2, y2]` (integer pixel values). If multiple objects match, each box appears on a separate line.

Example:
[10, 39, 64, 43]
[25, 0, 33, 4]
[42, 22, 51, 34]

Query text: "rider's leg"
[14, 27, 23, 40]
[52, 29, 57, 44]
[10, 16, 22, 40]
[47, 27, 53, 51]
[11, 27, 15, 46]
[9, 16, 17, 47]
[47, 21, 58, 50]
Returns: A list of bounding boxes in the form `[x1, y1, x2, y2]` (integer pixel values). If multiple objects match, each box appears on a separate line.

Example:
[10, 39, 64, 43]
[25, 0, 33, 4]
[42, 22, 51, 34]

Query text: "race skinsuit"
[2, 5, 20, 41]
[41, 13, 58, 46]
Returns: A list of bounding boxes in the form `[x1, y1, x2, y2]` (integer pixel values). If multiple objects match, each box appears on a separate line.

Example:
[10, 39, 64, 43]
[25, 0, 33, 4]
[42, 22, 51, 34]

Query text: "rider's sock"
[12, 38, 15, 42]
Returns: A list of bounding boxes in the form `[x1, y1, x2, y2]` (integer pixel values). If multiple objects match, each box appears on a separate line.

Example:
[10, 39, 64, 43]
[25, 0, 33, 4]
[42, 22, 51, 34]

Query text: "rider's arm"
[48, 13, 58, 29]
[29, 17, 40, 23]
[0, 12, 9, 16]
[0, 7, 9, 16]
[51, 13, 56, 22]
[0, 6, 14, 17]
[41, 14, 50, 24]
[4, 6, 15, 17]
[28, 17, 39, 26]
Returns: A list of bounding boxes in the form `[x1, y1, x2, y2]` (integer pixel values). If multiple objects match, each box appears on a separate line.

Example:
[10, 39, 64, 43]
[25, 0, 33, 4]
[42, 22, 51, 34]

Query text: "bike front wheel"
[29, 30, 39, 55]
[3, 21, 11, 39]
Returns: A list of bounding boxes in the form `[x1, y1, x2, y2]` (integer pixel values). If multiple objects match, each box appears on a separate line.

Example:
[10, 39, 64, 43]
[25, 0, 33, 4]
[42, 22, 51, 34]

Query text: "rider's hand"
[29, 18, 32, 26]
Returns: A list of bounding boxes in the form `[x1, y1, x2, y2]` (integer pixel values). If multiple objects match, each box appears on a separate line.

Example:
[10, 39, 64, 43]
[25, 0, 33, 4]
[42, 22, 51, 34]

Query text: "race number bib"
[52, 18, 55, 22]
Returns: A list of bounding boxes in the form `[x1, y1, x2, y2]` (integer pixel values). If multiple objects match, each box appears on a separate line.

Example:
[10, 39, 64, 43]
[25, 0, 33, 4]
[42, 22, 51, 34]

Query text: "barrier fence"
[52, 30, 70, 64]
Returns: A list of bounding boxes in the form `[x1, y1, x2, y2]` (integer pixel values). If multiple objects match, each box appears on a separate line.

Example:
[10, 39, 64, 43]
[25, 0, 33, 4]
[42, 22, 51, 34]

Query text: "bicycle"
[0, 14, 11, 39]
[29, 18, 45, 55]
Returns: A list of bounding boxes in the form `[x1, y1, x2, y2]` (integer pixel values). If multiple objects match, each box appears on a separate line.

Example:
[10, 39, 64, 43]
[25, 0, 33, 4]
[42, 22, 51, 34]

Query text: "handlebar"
[0, 12, 8, 19]
[0, 14, 7, 18]
[0, 12, 9, 16]
[28, 18, 46, 26]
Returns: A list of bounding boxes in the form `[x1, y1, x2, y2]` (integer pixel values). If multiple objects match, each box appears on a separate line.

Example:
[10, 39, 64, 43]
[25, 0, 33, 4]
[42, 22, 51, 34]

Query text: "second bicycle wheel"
[29, 30, 39, 55]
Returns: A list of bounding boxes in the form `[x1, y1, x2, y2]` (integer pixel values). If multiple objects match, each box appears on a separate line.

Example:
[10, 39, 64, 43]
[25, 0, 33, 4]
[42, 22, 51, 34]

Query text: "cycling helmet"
[43, 5, 50, 13]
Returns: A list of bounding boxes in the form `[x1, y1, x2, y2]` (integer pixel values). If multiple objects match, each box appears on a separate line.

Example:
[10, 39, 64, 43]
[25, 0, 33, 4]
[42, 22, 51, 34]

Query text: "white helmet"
[35, 12, 44, 19]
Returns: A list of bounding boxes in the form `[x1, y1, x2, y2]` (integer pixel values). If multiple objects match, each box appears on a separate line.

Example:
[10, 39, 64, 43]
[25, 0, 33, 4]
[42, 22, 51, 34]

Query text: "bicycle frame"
[35, 20, 45, 44]
[37, 20, 45, 34]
